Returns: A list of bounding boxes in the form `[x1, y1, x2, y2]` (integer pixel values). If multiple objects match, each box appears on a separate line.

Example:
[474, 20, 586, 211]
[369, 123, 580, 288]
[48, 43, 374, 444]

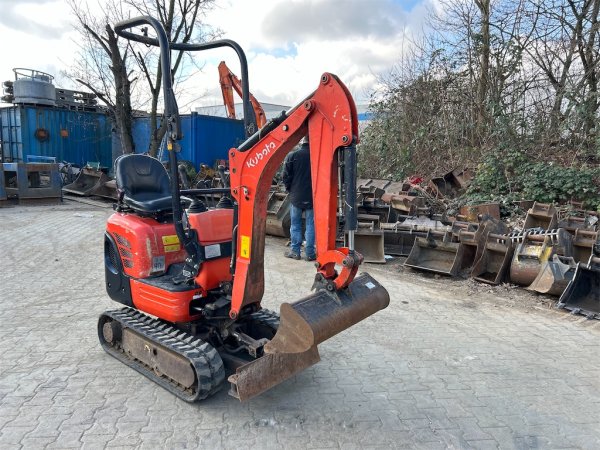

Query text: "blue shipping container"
[131, 113, 245, 168]
[0, 105, 112, 167]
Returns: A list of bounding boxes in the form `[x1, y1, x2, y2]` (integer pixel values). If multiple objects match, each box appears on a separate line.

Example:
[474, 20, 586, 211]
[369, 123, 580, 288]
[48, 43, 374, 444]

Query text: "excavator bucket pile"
[523, 202, 558, 230]
[228, 273, 390, 401]
[472, 233, 515, 285]
[266, 190, 292, 238]
[63, 166, 111, 197]
[509, 229, 573, 286]
[557, 256, 600, 319]
[527, 255, 577, 296]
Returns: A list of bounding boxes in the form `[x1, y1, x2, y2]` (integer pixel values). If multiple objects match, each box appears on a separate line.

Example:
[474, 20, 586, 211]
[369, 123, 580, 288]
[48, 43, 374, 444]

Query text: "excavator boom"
[219, 61, 267, 128]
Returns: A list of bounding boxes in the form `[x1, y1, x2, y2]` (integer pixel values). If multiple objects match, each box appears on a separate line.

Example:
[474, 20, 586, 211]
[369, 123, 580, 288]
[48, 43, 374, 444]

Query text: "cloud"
[261, 0, 407, 43]
[0, 0, 68, 39]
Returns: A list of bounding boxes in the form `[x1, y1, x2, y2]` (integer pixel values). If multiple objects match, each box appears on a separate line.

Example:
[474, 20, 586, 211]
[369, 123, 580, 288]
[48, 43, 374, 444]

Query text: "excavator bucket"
[509, 229, 572, 286]
[557, 256, 600, 318]
[527, 255, 577, 296]
[404, 230, 468, 276]
[523, 202, 558, 230]
[228, 273, 390, 401]
[63, 167, 111, 196]
[572, 230, 599, 263]
[352, 230, 386, 263]
[92, 179, 118, 200]
[382, 225, 427, 256]
[265, 190, 292, 238]
[404, 222, 491, 276]
[472, 234, 514, 285]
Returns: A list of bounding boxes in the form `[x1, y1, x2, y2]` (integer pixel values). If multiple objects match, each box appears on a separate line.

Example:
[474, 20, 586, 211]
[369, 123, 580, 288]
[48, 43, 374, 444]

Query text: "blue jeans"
[290, 204, 315, 258]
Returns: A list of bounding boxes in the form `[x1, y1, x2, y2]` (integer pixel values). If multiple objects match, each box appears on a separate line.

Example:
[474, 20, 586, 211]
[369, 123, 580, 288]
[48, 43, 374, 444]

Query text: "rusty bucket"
[382, 224, 427, 256]
[404, 230, 465, 276]
[523, 202, 558, 230]
[63, 167, 111, 196]
[92, 179, 118, 200]
[266, 190, 292, 238]
[228, 272, 390, 400]
[351, 230, 386, 263]
[526, 255, 577, 296]
[472, 234, 515, 285]
[572, 229, 599, 263]
[509, 229, 573, 286]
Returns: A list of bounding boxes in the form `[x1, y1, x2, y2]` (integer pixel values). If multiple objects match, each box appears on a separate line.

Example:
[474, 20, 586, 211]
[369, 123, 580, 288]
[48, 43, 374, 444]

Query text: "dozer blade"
[228, 272, 389, 401]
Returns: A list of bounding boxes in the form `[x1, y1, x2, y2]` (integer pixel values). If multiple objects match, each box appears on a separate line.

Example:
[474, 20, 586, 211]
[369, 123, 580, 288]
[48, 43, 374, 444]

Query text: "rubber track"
[247, 308, 280, 331]
[98, 307, 225, 402]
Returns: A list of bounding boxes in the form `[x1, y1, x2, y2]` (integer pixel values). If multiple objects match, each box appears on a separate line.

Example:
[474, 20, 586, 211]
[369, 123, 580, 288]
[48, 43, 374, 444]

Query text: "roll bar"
[114, 16, 256, 137]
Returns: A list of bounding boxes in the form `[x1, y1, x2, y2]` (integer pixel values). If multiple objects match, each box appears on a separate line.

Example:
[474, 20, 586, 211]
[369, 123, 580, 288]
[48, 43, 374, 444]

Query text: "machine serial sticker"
[204, 244, 221, 259]
[151, 256, 165, 273]
[240, 235, 251, 259]
[162, 235, 180, 245]
[164, 244, 181, 253]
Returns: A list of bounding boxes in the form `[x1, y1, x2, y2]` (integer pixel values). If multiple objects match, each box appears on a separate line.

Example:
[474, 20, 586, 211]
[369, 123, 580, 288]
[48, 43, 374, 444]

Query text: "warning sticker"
[240, 235, 250, 259]
[164, 244, 181, 253]
[162, 235, 180, 245]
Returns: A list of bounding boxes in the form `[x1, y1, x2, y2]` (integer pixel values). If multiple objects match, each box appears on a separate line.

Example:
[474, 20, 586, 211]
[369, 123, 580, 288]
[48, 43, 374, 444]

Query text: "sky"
[0, 0, 437, 111]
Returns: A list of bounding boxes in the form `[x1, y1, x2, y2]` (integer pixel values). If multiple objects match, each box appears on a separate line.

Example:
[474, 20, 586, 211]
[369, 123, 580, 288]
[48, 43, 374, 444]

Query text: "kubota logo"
[246, 141, 276, 168]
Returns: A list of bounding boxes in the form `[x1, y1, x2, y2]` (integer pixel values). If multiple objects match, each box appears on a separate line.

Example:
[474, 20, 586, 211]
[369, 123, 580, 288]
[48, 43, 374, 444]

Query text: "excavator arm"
[228, 73, 359, 318]
[219, 61, 267, 128]
[227, 73, 389, 400]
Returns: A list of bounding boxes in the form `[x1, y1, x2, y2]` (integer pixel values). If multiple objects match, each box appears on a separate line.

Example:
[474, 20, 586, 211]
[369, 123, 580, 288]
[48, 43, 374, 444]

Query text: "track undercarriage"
[98, 307, 280, 402]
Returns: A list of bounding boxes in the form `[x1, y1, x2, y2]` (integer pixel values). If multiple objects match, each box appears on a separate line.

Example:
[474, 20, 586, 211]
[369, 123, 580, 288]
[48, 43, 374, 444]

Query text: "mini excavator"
[98, 16, 390, 402]
[218, 61, 267, 129]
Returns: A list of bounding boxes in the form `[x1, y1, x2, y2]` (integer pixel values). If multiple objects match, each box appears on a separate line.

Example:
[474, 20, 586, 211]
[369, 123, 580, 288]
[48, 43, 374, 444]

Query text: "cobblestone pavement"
[1, 202, 600, 449]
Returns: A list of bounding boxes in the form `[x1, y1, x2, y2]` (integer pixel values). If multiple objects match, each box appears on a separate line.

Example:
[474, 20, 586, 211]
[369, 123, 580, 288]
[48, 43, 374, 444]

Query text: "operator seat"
[115, 154, 173, 214]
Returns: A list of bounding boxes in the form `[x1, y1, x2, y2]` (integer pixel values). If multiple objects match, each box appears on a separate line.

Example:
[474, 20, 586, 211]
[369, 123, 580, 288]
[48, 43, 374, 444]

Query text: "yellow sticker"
[162, 235, 180, 245]
[240, 235, 250, 259]
[164, 244, 181, 253]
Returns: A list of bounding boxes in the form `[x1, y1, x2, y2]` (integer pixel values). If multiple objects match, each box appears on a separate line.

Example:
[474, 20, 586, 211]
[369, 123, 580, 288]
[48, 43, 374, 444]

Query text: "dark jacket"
[282, 143, 313, 209]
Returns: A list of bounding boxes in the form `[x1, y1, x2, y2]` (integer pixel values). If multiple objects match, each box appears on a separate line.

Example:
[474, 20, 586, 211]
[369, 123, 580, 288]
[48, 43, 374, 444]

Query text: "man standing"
[282, 136, 316, 261]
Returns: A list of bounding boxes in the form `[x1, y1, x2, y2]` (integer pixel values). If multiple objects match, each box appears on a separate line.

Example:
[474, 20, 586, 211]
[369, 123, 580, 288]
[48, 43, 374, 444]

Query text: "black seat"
[115, 154, 173, 214]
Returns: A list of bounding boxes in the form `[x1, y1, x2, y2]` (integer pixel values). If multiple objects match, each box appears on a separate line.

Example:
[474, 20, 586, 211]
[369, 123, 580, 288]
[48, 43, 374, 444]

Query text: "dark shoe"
[284, 251, 301, 260]
[305, 254, 316, 262]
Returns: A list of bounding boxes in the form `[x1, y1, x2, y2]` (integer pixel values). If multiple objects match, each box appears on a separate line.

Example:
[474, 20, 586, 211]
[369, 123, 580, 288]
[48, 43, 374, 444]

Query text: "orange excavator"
[218, 61, 267, 129]
[98, 16, 389, 402]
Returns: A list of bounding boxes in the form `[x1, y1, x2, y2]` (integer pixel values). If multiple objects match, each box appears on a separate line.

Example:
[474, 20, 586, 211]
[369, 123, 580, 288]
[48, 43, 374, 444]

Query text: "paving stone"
[1, 204, 600, 448]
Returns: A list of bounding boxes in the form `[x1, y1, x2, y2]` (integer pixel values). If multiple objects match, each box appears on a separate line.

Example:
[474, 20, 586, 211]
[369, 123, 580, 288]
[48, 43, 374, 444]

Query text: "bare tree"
[69, 0, 136, 154]
[68, 0, 219, 157]
[124, 0, 220, 156]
